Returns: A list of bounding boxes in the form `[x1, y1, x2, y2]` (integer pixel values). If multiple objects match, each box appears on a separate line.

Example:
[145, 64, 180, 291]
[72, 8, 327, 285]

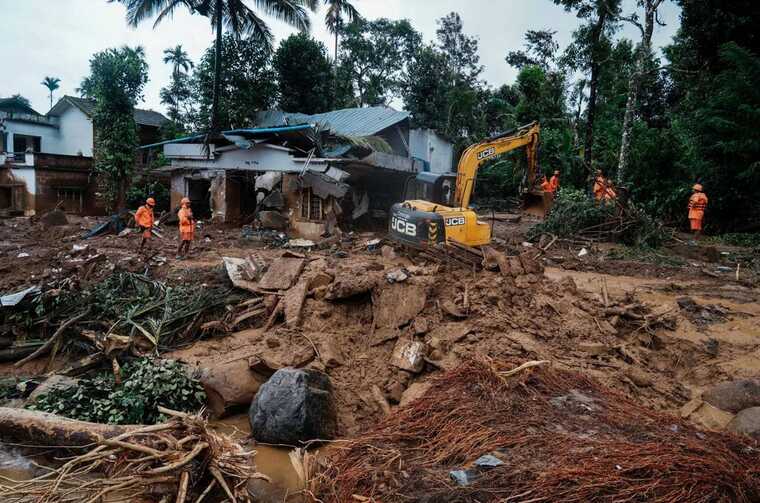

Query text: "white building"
[410, 128, 455, 173]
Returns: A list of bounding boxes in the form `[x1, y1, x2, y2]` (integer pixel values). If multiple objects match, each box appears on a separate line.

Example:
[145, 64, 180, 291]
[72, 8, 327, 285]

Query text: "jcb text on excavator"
[389, 121, 541, 250]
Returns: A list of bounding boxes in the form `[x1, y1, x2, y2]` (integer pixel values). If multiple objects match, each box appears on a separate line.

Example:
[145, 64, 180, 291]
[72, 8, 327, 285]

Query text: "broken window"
[300, 188, 323, 221]
[12, 134, 41, 154]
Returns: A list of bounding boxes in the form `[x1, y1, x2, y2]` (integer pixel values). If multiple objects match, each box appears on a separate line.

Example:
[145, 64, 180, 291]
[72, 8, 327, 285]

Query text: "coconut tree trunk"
[210, 0, 223, 131]
[617, 0, 661, 186]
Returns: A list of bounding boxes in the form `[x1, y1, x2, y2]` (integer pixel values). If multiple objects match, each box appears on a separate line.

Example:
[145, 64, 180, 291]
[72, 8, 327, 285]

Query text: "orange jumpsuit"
[540, 177, 551, 192]
[135, 205, 154, 238]
[549, 175, 560, 193]
[178, 207, 194, 242]
[593, 176, 607, 201]
[688, 192, 708, 231]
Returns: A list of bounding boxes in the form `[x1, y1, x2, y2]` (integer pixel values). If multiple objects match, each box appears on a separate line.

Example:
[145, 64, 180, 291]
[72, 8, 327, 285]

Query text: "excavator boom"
[454, 121, 540, 209]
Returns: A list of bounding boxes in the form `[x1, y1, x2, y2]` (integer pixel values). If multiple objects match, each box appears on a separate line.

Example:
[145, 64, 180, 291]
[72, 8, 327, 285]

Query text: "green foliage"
[529, 188, 612, 238]
[337, 18, 422, 106]
[707, 233, 760, 248]
[528, 188, 668, 248]
[126, 178, 170, 211]
[28, 358, 206, 425]
[274, 33, 333, 114]
[80, 46, 149, 211]
[606, 246, 686, 268]
[160, 45, 193, 130]
[190, 33, 277, 130]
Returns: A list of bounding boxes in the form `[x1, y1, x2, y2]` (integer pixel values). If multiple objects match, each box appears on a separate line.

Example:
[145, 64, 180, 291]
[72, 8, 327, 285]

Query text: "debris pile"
[0, 407, 265, 502]
[314, 359, 760, 503]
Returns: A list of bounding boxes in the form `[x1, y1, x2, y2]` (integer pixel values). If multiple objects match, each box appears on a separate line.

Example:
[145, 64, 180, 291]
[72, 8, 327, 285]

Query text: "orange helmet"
[693, 184, 703, 192]
[181, 197, 191, 206]
[146, 197, 156, 206]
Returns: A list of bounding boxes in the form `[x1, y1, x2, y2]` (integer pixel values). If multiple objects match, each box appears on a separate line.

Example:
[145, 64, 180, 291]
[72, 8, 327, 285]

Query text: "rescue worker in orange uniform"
[134, 197, 156, 252]
[593, 170, 607, 201]
[549, 170, 560, 194]
[688, 184, 708, 240]
[177, 197, 195, 259]
[539, 175, 551, 192]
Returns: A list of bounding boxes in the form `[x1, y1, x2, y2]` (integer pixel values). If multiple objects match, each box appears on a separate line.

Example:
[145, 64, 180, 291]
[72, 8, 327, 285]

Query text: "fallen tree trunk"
[0, 407, 137, 447]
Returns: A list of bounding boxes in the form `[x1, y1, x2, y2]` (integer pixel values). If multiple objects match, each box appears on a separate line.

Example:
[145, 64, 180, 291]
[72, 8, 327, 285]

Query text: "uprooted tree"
[80, 45, 148, 212]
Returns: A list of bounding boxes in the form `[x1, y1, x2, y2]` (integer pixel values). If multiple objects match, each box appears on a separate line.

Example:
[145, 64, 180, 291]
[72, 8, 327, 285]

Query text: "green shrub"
[528, 188, 669, 248]
[28, 358, 205, 425]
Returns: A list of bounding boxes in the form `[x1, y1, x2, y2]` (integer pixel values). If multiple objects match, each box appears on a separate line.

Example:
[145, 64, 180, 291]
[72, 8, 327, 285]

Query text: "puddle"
[0, 446, 39, 481]
[211, 414, 312, 498]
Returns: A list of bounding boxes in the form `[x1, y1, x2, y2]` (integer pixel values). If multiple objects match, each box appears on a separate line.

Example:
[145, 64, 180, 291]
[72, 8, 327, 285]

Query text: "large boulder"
[702, 379, 760, 413]
[39, 209, 68, 227]
[249, 368, 334, 445]
[727, 407, 760, 439]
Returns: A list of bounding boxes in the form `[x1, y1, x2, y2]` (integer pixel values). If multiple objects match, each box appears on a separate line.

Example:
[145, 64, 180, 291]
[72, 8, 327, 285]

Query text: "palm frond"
[248, 0, 313, 31]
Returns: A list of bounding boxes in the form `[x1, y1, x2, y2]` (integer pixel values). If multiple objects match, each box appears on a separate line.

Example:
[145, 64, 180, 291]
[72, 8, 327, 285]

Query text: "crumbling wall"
[34, 166, 100, 215]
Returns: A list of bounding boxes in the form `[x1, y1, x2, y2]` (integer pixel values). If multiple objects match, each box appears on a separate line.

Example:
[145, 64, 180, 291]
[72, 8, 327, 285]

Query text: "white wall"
[54, 107, 94, 156]
[167, 143, 300, 172]
[410, 128, 454, 174]
[2, 106, 93, 157]
[3, 121, 59, 154]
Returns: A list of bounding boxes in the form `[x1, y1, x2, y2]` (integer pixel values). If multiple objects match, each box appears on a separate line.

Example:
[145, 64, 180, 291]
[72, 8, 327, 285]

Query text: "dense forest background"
[154, 0, 759, 233]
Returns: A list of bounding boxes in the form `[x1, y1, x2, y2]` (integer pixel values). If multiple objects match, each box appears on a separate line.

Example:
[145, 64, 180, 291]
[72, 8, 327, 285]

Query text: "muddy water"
[211, 414, 307, 496]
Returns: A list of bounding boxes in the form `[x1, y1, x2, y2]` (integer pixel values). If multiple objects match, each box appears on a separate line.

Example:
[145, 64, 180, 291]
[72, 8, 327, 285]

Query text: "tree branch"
[620, 14, 644, 35]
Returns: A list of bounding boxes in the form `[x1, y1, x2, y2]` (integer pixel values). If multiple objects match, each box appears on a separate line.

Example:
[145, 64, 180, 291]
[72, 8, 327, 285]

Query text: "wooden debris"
[258, 256, 306, 290]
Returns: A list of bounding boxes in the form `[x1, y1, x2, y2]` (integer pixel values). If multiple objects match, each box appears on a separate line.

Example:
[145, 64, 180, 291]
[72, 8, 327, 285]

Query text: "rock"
[249, 368, 335, 445]
[258, 257, 306, 291]
[26, 375, 78, 405]
[440, 300, 467, 318]
[317, 337, 345, 368]
[258, 210, 288, 230]
[578, 342, 609, 356]
[400, 381, 432, 407]
[325, 271, 378, 299]
[702, 379, 760, 413]
[246, 478, 289, 503]
[413, 317, 429, 335]
[381, 245, 397, 261]
[200, 359, 266, 418]
[386, 381, 405, 403]
[390, 340, 427, 373]
[385, 268, 409, 283]
[372, 283, 427, 328]
[39, 209, 68, 227]
[481, 246, 510, 275]
[727, 407, 760, 439]
[507, 256, 525, 277]
[308, 271, 333, 290]
[625, 367, 653, 387]
[519, 250, 544, 274]
[690, 402, 735, 430]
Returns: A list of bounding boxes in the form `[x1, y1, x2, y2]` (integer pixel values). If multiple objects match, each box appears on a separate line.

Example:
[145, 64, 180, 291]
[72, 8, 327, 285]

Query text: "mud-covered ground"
[2, 212, 758, 438]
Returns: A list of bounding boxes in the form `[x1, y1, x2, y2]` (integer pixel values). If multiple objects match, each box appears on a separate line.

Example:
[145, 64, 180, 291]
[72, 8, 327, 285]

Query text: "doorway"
[187, 179, 211, 219]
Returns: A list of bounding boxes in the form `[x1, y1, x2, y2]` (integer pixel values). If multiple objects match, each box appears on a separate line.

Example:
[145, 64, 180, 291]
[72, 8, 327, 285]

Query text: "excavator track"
[416, 241, 485, 270]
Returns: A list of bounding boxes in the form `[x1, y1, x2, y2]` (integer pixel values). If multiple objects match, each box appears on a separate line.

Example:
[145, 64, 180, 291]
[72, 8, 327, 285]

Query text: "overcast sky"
[1, 0, 681, 115]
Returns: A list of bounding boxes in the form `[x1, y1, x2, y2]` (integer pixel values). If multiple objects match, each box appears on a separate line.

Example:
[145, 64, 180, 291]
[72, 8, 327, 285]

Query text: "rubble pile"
[314, 359, 760, 503]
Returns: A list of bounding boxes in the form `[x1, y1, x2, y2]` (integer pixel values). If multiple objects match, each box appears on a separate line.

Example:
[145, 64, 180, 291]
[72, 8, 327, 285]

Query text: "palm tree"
[163, 44, 193, 78]
[323, 0, 361, 65]
[41, 76, 61, 109]
[109, 0, 316, 130]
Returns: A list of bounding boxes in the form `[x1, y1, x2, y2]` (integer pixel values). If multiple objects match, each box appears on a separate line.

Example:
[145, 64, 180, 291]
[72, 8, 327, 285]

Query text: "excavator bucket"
[522, 190, 553, 218]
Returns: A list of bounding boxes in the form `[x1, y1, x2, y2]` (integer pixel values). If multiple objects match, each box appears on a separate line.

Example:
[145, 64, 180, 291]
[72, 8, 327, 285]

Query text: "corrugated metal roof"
[256, 106, 410, 137]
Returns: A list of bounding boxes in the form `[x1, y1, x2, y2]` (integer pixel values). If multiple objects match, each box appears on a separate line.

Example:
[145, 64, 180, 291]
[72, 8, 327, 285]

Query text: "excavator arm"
[454, 121, 540, 209]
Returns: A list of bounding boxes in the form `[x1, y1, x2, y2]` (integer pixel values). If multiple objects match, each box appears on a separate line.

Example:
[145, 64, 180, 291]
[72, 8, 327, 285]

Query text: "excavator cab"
[404, 172, 457, 207]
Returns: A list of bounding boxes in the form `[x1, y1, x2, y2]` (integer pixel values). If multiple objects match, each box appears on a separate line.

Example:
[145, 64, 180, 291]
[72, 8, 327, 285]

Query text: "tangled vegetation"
[3, 272, 231, 352]
[28, 358, 206, 425]
[529, 188, 669, 248]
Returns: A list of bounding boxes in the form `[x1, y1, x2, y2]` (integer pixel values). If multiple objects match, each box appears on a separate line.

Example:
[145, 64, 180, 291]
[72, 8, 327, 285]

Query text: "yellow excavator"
[389, 121, 543, 251]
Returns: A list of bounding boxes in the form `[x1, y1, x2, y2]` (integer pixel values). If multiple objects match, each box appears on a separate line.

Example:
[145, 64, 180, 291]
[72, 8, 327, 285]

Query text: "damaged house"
[1, 95, 167, 216]
[152, 106, 453, 239]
